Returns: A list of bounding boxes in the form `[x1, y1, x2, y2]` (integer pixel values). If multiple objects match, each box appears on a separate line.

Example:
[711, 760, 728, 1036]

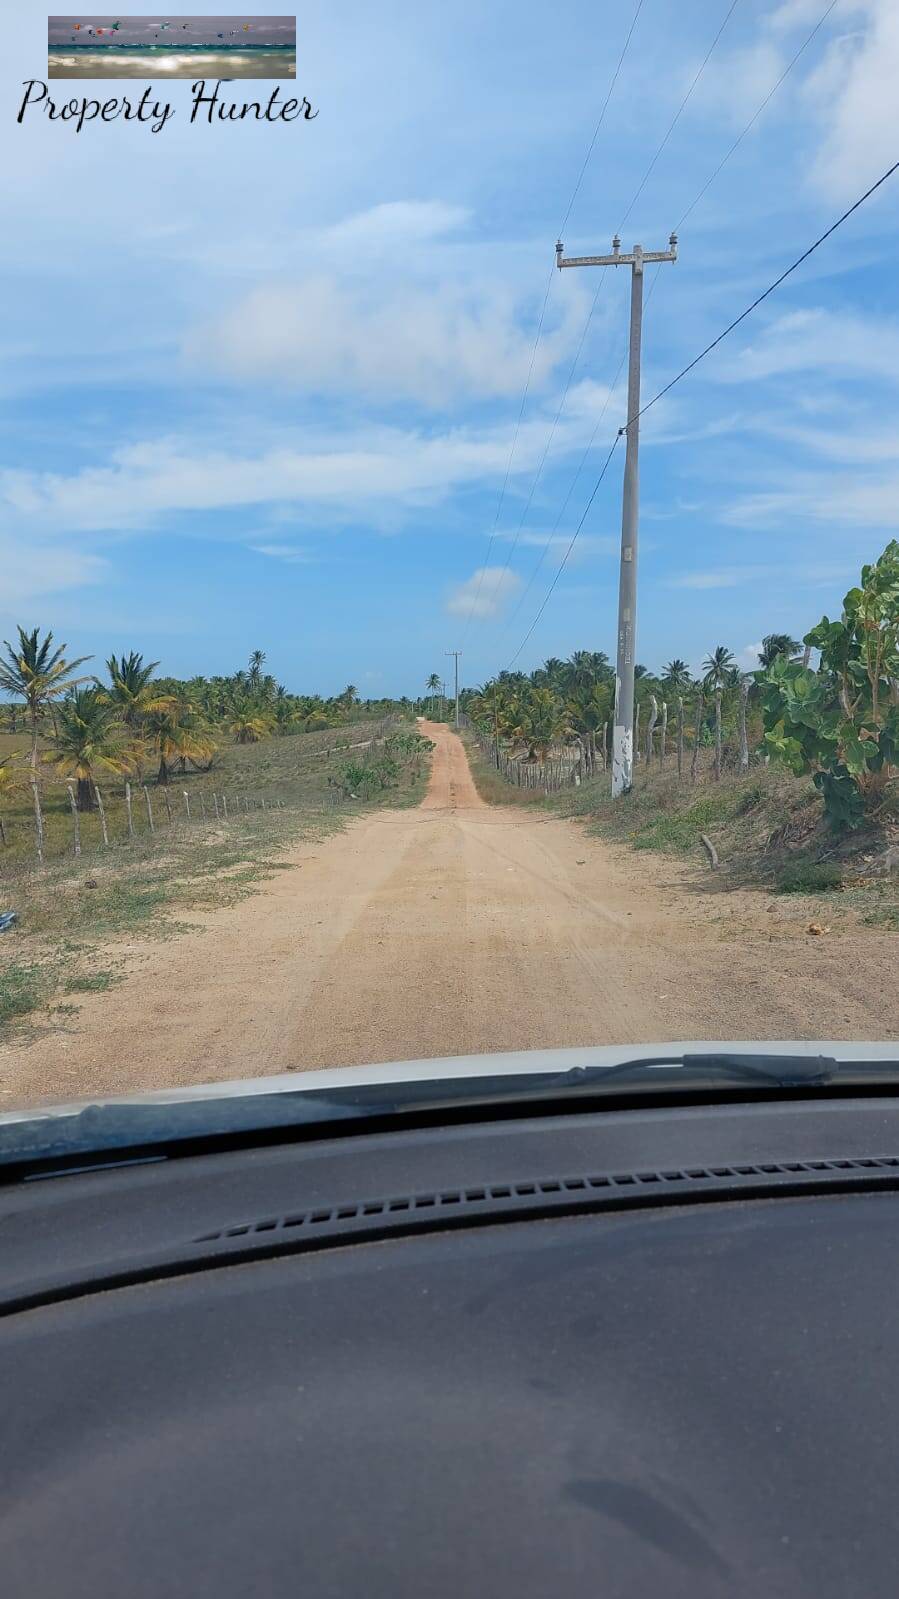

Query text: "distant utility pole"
[557, 231, 677, 796]
[446, 651, 461, 728]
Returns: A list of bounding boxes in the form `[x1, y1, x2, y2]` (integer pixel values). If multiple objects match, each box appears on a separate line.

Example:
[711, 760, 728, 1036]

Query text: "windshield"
[1, 4, 897, 1133]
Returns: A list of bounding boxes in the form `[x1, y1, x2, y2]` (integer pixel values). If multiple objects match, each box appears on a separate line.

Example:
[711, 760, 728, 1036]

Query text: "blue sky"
[3, 0, 899, 695]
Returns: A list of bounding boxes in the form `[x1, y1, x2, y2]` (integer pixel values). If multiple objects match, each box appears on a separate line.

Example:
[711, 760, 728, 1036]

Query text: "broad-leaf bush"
[759, 541, 899, 830]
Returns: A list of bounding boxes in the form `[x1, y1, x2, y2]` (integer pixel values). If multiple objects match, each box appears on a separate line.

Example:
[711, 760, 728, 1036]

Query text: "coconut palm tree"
[663, 659, 692, 690]
[228, 697, 274, 744]
[758, 634, 801, 669]
[248, 649, 266, 687]
[514, 687, 570, 761]
[426, 672, 441, 716]
[103, 652, 170, 729]
[703, 646, 736, 780]
[0, 627, 92, 768]
[142, 702, 215, 785]
[49, 689, 132, 811]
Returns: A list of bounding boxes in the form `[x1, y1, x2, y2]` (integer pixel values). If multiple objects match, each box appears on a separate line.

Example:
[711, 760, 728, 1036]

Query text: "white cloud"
[722, 474, 899, 530]
[446, 566, 522, 620]
[322, 200, 472, 253]
[0, 406, 607, 535]
[667, 569, 748, 590]
[0, 539, 106, 608]
[250, 544, 317, 564]
[723, 308, 899, 385]
[805, 1, 899, 200]
[187, 274, 586, 407]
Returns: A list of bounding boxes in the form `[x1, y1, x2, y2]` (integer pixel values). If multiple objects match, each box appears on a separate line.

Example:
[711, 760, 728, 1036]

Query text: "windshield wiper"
[559, 1052, 838, 1090]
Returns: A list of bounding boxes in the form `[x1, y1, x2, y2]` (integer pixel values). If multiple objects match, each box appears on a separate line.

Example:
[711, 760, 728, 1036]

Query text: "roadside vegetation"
[0, 632, 432, 1035]
[457, 545, 899, 924]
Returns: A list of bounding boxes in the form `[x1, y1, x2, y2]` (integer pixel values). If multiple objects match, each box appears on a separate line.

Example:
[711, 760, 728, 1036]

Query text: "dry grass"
[460, 731, 554, 807]
[550, 753, 899, 925]
[0, 717, 431, 1034]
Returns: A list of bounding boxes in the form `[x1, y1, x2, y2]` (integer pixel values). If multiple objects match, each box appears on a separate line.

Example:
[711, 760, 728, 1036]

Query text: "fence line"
[1, 778, 331, 874]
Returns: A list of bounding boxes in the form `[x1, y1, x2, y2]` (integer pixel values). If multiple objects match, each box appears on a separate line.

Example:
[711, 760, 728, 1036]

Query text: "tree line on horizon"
[0, 631, 411, 812]
[430, 635, 803, 770]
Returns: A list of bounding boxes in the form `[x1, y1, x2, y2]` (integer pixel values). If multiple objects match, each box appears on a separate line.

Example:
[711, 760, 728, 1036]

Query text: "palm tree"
[0, 627, 92, 768]
[514, 687, 570, 761]
[103, 651, 170, 729]
[663, 659, 692, 690]
[50, 689, 132, 811]
[426, 672, 441, 716]
[702, 647, 736, 781]
[228, 697, 274, 744]
[248, 649, 266, 688]
[758, 634, 801, 669]
[142, 702, 215, 785]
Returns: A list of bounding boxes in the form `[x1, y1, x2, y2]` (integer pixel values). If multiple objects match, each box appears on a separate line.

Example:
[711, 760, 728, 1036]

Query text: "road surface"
[2, 721, 895, 1106]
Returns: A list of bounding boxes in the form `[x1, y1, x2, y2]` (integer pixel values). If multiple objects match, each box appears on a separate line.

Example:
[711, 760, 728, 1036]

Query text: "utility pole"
[446, 651, 461, 728]
[557, 231, 677, 795]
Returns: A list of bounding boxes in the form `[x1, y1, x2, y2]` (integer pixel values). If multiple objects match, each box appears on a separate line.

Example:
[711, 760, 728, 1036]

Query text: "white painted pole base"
[611, 724, 633, 798]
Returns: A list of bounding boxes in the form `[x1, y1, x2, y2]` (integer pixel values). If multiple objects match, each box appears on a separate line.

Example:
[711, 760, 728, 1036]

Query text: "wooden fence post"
[66, 783, 82, 857]
[200, 794, 207, 820]
[660, 701, 668, 765]
[94, 783, 109, 846]
[222, 794, 228, 818]
[143, 784, 154, 833]
[163, 787, 173, 825]
[183, 790, 191, 820]
[0, 814, 6, 847]
[213, 793, 220, 820]
[646, 696, 658, 766]
[690, 689, 705, 785]
[676, 697, 684, 781]
[634, 702, 641, 764]
[739, 678, 750, 770]
[30, 774, 44, 863]
[124, 782, 135, 838]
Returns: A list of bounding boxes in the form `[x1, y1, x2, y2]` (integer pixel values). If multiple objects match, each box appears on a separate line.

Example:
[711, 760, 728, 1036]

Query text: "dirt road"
[3, 721, 896, 1106]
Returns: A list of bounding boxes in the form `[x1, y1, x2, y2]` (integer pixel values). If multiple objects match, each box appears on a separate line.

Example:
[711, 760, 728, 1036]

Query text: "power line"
[628, 152, 899, 432]
[618, 0, 741, 231]
[674, 0, 841, 233]
[459, 0, 647, 644]
[507, 436, 621, 667]
[495, 0, 744, 639]
[505, 154, 899, 671]
[559, 0, 648, 238]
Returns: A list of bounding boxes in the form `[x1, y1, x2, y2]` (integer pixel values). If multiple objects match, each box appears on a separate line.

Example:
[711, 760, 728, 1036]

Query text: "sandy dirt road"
[2, 721, 896, 1106]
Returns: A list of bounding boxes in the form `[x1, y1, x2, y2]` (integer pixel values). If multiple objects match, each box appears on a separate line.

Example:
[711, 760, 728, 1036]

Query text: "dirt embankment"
[2, 720, 896, 1108]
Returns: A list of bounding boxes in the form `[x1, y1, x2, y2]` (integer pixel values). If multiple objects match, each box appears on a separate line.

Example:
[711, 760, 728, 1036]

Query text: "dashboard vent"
[194, 1154, 899, 1245]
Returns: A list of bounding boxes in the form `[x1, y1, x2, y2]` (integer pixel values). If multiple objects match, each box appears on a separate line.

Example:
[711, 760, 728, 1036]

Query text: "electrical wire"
[458, 0, 647, 644]
[626, 152, 899, 433]
[674, 0, 841, 233]
[497, 0, 746, 640]
[505, 154, 899, 671]
[506, 436, 621, 667]
[618, 0, 741, 231]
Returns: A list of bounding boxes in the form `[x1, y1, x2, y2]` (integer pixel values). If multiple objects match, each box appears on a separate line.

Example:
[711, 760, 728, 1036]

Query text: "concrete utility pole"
[446, 651, 461, 728]
[557, 232, 677, 795]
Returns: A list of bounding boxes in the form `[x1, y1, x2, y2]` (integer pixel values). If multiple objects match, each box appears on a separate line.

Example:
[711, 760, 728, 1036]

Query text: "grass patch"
[460, 733, 549, 807]
[63, 969, 122, 994]
[861, 905, 899, 929]
[0, 963, 51, 1026]
[778, 862, 844, 894]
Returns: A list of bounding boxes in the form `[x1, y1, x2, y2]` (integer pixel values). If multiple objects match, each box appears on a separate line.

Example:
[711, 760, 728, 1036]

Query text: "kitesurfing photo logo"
[47, 15, 296, 78]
